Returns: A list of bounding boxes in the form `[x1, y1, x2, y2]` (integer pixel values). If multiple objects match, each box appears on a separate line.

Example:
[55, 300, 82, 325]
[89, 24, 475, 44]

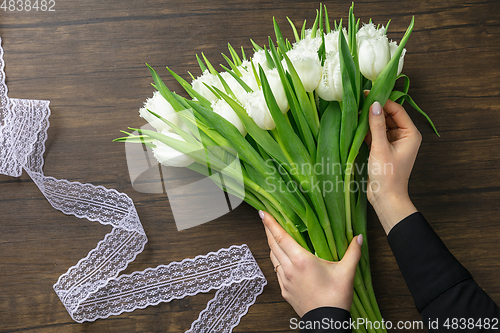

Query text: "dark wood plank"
[1, 0, 499, 332]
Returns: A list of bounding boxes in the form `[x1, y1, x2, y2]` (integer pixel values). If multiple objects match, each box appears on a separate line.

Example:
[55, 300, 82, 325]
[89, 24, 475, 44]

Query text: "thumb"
[368, 101, 389, 150]
[340, 234, 363, 277]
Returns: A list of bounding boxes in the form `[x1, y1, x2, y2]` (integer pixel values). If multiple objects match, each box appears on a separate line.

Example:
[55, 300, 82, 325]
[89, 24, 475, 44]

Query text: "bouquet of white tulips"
[116, 4, 437, 333]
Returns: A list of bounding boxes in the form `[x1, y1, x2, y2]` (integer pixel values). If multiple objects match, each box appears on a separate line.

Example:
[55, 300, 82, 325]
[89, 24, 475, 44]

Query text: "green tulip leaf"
[287, 17, 300, 43]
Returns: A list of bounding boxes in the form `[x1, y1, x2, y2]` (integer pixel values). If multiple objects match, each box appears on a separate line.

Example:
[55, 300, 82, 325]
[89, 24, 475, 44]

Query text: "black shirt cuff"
[299, 307, 351, 332]
[387, 211, 472, 312]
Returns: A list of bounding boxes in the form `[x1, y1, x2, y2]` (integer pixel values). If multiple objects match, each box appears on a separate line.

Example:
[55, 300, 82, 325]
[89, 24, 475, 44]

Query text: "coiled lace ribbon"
[0, 38, 266, 332]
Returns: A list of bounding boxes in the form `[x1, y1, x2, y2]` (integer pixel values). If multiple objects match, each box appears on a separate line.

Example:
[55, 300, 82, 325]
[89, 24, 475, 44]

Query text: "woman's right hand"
[364, 97, 421, 234]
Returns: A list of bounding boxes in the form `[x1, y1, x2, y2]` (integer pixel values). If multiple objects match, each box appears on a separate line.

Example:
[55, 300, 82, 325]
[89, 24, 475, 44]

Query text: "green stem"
[353, 292, 376, 333]
[355, 269, 384, 333]
[305, 174, 339, 261]
[344, 163, 354, 242]
[366, 279, 385, 326]
[351, 303, 366, 333]
[351, 302, 368, 333]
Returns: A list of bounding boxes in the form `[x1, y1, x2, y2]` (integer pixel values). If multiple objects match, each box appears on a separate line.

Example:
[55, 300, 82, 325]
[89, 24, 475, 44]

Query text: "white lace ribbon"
[0, 38, 266, 332]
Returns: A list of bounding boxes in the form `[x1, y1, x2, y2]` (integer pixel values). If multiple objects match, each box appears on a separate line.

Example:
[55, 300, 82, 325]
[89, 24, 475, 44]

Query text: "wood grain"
[0, 0, 499, 332]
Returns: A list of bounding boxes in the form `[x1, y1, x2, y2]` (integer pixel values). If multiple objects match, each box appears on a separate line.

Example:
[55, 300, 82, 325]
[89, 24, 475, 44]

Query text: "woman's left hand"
[260, 210, 363, 317]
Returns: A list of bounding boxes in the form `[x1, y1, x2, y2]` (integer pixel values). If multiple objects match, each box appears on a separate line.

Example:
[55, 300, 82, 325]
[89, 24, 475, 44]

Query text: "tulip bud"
[191, 69, 223, 102]
[284, 53, 323, 92]
[242, 71, 260, 92]
[389, 40, 406, 76]
[139, 91, 181, 132]
[211, 99, 247, 136]
[251, 50, 270, 72]
[315, 52, 343, 102]
[324, 29, 349, 55]
[358, 35, 391, 81]
[324, 30, 340, 54]
[220, 72, 248, 104]
[356, 23, 393, 82]
[285, 37, 323, 92]
[299, 30, 323, 51]
[265, 68, 289, 113]
[356, 22, 385, 42]
[153, 132, 195, 167]
[236, 60, 260, 92]
[242, 90, 275, 130]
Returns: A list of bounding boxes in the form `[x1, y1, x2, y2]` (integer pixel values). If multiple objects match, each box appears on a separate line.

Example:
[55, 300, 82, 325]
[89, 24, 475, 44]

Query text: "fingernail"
[363, 89, 370, 94]
[258, 210, 265, 220]
[357, 234, 364, 246]
[372, 101, 382, 116]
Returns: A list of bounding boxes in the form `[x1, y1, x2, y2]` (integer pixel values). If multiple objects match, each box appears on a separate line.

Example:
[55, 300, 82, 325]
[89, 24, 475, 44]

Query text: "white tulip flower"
[242, 90, 275, 130]
[324, 30, 340, 54]
[282, 33, 325, 92]
[389, 40, 406, 76]
[358, 34, 391, 81]
[323, 29, 349, 54]
[285, 43, 323, 92]
[139, 91, 181, 132]
[220, 71, 248, 104]
[357, 23, 386, 43]
[265, 68, 289, 113]
[316, 51, 343, 102]
[211, 99, 247, 136]
[357, 22, 403, 82]
[191, 69, 223, 102]
[251, 50, 270, 72]
[236, 60, 260, 92]
[300, 31, 323, 51]
[242, 71, 260, 92]
[153, 132, 195, 167]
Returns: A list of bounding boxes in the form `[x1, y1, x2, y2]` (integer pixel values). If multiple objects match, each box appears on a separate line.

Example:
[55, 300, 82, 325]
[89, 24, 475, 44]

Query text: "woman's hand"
[259, 210, 363, 317]
[364, 97, 421, 234]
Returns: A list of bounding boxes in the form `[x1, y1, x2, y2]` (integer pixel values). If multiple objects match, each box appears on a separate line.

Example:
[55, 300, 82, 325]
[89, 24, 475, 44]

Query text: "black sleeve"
[387, 212, 500, 332]
[299, 307, 352, 332]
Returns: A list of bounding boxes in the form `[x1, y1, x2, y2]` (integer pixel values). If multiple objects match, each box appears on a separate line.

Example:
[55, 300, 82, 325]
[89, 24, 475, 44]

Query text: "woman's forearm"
[370, 194, 417, 234]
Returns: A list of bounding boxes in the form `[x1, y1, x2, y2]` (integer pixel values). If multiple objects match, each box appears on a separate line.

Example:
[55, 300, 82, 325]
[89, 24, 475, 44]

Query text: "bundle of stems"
[116, 4, 437, 332]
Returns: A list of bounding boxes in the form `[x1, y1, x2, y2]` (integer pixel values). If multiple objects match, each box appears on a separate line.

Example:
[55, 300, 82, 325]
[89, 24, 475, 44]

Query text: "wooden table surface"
[1, 0, 499, 332]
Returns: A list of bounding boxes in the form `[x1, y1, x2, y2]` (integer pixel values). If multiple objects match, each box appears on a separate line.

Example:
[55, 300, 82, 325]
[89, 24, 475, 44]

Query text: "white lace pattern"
[0, 38, 266, 332]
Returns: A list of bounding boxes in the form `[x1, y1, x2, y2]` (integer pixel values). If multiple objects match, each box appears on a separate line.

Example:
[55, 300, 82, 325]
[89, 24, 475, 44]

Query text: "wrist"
[370, 193, 417, 234]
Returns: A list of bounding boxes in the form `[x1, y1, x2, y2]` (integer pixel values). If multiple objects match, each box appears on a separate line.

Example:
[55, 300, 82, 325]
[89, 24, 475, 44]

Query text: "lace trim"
[0, 38, 266, 332]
